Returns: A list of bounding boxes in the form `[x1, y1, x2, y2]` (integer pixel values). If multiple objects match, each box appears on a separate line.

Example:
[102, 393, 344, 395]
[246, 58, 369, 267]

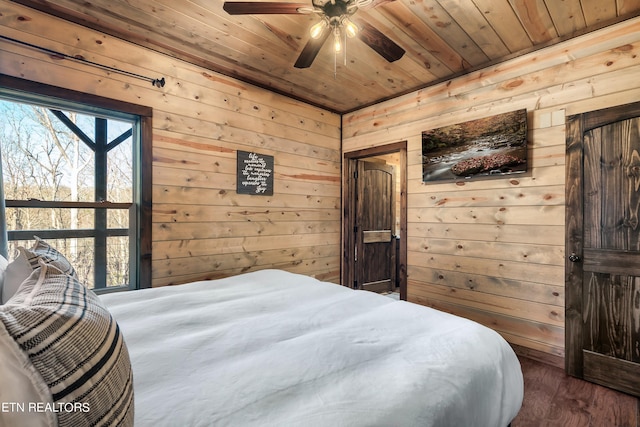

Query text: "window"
[0, 75, 152, 291]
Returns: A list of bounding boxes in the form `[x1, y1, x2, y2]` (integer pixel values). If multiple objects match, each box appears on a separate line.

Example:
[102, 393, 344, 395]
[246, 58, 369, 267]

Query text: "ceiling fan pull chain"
[343, 30, 347, 66]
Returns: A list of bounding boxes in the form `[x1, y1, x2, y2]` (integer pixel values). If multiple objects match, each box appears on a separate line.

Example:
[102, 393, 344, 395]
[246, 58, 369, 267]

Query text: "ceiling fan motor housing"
[317, 0, 354, 19]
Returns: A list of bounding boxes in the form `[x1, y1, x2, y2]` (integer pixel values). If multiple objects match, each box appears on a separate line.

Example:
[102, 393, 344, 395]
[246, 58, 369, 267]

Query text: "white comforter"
[100, 269, 523, 427]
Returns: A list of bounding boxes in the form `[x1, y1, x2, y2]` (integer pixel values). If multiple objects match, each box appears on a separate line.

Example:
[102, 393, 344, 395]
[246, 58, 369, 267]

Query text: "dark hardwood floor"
[512, 356, 639, 427]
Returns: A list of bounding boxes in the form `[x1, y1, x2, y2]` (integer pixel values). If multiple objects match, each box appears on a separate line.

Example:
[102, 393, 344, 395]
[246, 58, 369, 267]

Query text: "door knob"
[568, 253, 581, 262]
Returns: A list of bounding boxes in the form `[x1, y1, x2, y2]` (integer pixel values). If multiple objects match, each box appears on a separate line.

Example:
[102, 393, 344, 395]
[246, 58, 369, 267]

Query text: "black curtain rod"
[0, 34, 166, 88]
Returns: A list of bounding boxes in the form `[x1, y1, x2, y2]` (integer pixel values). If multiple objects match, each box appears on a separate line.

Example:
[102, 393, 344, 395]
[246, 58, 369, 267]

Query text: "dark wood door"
[566, 101, 640, 397]
[355, 160, 396, 293]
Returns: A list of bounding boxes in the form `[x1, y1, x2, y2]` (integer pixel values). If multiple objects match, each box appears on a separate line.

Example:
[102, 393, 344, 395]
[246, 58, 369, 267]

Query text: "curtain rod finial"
[152, 77, 165, 88]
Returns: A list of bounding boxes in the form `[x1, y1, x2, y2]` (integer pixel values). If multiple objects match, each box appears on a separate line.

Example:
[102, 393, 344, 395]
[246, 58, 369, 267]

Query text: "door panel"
[566, 103, 640, 396]
[356, 160, 396, 293]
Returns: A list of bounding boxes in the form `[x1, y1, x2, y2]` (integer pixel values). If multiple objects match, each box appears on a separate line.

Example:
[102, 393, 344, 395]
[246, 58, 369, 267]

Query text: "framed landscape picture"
[422, 109, 528, 182]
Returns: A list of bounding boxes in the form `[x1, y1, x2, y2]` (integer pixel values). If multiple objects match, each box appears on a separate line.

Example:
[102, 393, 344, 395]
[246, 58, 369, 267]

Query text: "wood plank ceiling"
[11, 0, 640, 113]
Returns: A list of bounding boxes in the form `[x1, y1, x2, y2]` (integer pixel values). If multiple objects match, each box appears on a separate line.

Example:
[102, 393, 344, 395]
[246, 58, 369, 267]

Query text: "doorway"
[565, 101, 640, 396]
[343, 142, 407, 300]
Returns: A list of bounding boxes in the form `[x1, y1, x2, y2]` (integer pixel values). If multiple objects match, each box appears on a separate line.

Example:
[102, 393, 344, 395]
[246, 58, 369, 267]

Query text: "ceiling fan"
[222, 0, 405, 69]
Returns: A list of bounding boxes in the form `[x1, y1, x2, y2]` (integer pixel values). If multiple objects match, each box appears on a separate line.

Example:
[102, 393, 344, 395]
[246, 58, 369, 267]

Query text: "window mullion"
[95, 117, 108, 289]
[0, 148, 7, 258]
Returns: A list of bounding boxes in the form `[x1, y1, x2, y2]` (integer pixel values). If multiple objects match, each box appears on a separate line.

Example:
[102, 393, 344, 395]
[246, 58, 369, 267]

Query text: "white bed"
[100, 269, 524, 427]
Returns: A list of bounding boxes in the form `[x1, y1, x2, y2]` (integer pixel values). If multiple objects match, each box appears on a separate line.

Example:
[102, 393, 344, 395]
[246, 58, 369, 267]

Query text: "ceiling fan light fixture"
[342, 17, 358, 38]
[222, 0, 406, 69]
[333, 27, 342, 52]
[310, 19, 328, 39]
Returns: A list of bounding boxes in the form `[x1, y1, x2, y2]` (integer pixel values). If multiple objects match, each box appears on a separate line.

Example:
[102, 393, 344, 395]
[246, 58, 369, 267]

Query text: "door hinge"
[354, 225, 358, 233]
[353, 170, 358, 179]
[353, 280, 358, 289]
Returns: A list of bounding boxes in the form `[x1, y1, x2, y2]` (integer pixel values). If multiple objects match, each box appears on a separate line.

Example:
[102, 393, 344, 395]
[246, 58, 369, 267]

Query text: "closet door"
[566, 101, 640, 397]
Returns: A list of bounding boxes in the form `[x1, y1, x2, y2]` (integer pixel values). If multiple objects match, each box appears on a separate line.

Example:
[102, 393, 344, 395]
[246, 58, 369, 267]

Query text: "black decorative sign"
[236, 150, 274, 195]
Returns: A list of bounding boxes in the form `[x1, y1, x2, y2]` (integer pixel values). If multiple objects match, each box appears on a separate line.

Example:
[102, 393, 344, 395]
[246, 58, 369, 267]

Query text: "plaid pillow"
[0, 262, 134, 427]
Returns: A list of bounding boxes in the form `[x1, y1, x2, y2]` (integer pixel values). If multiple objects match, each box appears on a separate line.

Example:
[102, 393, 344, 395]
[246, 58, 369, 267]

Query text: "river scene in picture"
[422, 109, 528, 183]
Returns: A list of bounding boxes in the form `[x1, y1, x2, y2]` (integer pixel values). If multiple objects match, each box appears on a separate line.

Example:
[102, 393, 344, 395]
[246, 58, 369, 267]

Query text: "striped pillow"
[0, 262, 134, 427]
[2, 237, 78, 304]
[20, 236, 77, 278]
[0, 318, 56, 427]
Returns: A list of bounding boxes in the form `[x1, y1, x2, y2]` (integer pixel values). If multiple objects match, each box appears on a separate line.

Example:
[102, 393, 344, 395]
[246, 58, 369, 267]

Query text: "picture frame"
[236, 150, 274, 195]
[422, 109, 528, 183]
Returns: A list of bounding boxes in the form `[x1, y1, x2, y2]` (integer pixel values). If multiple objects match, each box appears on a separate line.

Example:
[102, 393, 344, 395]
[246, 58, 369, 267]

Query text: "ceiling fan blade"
[223, 2, 310, 14]
[294, 31, 330, 68]
[357, 22, 405, 62]
[362, 0, 396, 9]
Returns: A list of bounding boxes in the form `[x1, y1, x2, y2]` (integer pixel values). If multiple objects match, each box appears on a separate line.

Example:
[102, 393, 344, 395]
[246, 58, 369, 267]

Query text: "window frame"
[0, 73, 152, 290]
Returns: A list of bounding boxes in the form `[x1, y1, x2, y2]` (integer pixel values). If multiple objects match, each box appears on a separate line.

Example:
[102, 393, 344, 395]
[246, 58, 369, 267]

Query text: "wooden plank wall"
[342, 17, 640, 365]
[0, 0, 342, 286]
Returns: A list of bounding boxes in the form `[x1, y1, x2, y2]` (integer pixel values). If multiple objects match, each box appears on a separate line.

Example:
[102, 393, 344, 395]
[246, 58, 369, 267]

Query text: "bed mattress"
[100, 269, 523, 426]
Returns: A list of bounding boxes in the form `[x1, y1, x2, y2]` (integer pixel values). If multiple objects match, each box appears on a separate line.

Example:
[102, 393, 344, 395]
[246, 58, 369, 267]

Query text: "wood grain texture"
[356, 161, 395, 291]
[584, 350, 640, 396]
[8, 0, 640, 112]
[0, 2, 342, 286]
[343, 17, 640, 361]
[567, 106, 640, 395]
[513, 356, 639, 427]
[4, 0, 640, 368]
